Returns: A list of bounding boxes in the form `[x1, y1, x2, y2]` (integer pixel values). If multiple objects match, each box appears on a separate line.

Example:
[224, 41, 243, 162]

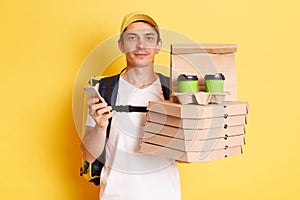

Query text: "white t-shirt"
[86, 76, 181, 200]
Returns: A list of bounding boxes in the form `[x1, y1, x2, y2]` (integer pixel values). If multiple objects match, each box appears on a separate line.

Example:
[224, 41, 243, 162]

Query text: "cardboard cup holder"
[171, 91, 230, 105]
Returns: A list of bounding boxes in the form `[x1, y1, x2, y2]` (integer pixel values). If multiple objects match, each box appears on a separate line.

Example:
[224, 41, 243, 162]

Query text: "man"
[81, 12, 181, 200]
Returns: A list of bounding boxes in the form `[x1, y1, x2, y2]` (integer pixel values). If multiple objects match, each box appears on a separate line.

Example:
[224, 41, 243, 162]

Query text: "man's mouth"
[134, 52, 148, 57]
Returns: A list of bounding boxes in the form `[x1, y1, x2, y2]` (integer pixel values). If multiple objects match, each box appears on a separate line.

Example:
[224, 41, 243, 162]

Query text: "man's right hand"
[87, 97, 115, 128]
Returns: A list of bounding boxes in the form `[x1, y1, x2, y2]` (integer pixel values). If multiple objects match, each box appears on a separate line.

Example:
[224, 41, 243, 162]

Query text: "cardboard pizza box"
[139, 142, 243, 162]
[146, 111, 247, 129]
[142, 132, 245, 151]
[144, 122, 245, 140]
[147, 100, 249, 119]
[170, 43, 237, 101]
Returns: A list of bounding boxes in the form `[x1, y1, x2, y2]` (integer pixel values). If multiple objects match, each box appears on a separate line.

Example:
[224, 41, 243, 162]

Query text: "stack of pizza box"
[139, 100, 248, 162]
[139, 44, 249, 162]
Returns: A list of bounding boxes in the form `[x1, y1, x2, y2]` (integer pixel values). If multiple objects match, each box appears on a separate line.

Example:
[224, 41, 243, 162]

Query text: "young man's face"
[118, 21, 162, 69]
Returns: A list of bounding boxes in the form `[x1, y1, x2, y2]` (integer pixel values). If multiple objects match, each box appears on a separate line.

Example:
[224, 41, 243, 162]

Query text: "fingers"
[95, 110, 116, 128]
[87, 97, 115, 128]
[87, 97, 106, 106]
[91, 103, 109, 113]
[95, 105, 113, 116]
[97, 110, 115, 121]
[87, 97, 107, 116]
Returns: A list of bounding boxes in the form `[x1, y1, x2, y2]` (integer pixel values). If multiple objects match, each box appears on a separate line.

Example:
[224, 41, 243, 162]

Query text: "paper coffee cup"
[177, 74, 198, 93]
[204, 73, 225, 92]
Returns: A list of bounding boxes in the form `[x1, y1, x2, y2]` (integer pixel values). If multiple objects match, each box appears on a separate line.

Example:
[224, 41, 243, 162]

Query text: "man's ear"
[118, 39, 125, 53]
[155, 39, 162, 54]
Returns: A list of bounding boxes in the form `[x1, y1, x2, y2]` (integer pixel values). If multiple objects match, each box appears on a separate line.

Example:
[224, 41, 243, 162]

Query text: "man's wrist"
[95, 123, 107, 134]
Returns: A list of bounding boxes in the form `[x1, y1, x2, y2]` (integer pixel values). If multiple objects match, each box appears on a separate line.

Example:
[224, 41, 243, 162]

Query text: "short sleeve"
[84, 83, 99, 127]
[85, 112, 96, 127]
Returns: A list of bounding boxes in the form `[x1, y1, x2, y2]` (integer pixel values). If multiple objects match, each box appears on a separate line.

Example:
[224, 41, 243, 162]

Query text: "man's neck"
[122, 64, 157, 89]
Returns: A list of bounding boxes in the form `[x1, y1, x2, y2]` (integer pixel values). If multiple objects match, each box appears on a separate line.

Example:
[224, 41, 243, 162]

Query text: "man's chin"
[130, 63, 153, 69]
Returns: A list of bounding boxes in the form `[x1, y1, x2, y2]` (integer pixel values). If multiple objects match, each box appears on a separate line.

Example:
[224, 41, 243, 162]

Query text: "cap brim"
[120, 12, 158, 33]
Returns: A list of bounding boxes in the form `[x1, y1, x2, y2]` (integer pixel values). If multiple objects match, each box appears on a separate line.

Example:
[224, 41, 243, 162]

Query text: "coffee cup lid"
[204, 73, 225, 80]
[177, 74, 198, 81]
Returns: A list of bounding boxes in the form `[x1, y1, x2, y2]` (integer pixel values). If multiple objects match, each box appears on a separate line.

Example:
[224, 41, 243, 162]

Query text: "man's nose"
[136, 37, 145, 49]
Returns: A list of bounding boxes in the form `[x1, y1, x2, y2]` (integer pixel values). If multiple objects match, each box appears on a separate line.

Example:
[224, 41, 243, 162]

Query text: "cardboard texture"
[144, 122, 245, 140]
[171, 92, 229, 105]
[139, 100, 248, 162]
[139, 142, 243, 162]
[142, 132, 245, 151]
[146, 111, 247, 129]
[171, 43, 237, 54]
[170, 44, 237, 101]
[147, 100, 249, 119]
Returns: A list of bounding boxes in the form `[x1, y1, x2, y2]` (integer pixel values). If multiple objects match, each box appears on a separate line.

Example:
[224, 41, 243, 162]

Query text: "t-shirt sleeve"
[85, 112, 96, 127]
[84, 83, 99, 127]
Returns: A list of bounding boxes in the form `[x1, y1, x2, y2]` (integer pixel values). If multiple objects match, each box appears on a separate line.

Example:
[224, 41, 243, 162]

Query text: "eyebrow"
[126, 32, 155, 37]
[126, 33, 138, 36]
[145, 33, 155, 36]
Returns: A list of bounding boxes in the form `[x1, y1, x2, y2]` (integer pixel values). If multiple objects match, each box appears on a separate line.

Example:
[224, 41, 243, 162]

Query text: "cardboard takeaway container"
[139, 100, 248, 162]
[139, 142, 243, 162]
[145, 100, 248, 130]
[144, 121, 245, 140]
[138, 43, 249, 162]
[146, 111, 246, 129]
[147, 100, 248, 119]
[142, 132, 245, 152]
[171, 44, 238, 101]
[144, 100, 249, 140]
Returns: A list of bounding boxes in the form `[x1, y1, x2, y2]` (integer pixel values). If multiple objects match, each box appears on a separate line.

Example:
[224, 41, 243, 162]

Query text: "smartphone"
[83, 86, 104, 103]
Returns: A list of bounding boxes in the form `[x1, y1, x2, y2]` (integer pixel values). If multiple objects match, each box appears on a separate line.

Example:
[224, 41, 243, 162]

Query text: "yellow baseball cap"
[120, 12, 159, 33]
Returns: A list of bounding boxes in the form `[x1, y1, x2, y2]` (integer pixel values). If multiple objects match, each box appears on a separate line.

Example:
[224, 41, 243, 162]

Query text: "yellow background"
[1, 0, 300, 199]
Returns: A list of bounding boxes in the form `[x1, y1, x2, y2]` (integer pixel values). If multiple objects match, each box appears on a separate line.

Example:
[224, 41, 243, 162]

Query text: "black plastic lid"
[177, 74, 198, 81]
[204, 73, 225, 80]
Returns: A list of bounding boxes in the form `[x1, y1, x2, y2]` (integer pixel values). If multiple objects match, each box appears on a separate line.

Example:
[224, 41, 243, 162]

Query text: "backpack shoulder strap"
[98, 74, 120, 106]
[157, 73, 170, 100]
[97, 74, 120, 138]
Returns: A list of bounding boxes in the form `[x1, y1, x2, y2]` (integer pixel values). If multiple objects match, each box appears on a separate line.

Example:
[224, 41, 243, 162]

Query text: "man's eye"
[128, 36, 137, 41]
[146, 36, 154, 41]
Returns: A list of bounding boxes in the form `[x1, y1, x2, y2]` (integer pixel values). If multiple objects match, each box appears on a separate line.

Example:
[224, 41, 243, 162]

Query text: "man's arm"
[81, 125, 106, 163]
[81, 97, 115, 163]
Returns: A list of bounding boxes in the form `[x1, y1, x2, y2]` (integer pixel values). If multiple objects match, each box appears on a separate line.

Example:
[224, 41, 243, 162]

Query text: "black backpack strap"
[98, 74, 120, 137]
[112, 105, 148, 112]
[98, 75, 120, 106]
[157, 73, 170, 100]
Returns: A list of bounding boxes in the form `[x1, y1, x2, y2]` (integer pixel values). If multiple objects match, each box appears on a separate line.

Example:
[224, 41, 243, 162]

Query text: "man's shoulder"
[156, 73, 169, 80]
[98, 74, 121, 86]
[156, 73, 170, 86]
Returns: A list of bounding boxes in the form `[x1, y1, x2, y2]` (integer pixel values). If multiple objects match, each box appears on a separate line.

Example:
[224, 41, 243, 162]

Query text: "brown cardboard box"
[147, 100, 248, 119]
[171, 92, 229, 105]
[139, 142, 243, 162]
[146, 111, 247, 129]
[144, 122, 245, 140]
[142, 132, 244, 151]
[140, 100, 248, 162]
[171, 44, 237, 101]
[138, 44, 248, 162]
